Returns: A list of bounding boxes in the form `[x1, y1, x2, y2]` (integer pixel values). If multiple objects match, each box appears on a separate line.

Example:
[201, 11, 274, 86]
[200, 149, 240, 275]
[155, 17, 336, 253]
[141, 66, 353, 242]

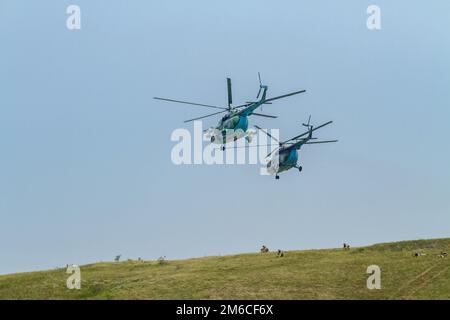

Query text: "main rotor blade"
[305, 140, 338, 144]
[214, 144, 277, 150]
[184, 110, 227, 123]
[154, 97, 227, 110]
[285, 121, 333, 143]
[245, 101, 272, 105]
[254, 125, 280, 144]
[264, 89, 306, 103]
[232, 104, 253, 110]
[227, 78, 233, 108]
[251, 112, 277, 119]
[232, 101, 272, 110]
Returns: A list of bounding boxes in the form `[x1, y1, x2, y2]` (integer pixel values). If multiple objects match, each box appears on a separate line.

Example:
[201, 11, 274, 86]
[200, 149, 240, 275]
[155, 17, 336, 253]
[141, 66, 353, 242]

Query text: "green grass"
[1, 238, 450, 299]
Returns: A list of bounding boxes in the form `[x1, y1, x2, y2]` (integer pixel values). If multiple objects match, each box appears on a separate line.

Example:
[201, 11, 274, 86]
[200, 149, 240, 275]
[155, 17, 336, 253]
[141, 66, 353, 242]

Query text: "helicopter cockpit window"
[219, 115, 228, 125]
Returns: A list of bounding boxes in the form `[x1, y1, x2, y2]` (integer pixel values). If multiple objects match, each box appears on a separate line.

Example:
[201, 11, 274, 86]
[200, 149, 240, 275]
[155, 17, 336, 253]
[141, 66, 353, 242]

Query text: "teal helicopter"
[255, 116, 338, 179]
[154, 74, 306, 150]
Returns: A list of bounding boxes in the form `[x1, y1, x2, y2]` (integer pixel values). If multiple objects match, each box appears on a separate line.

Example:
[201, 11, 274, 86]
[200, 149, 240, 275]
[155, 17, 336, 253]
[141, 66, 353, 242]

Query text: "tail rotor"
[256, 72, 263, 99]
[302, 115, 312, 129]
[302, 115, 313, 139]
[256, 72, 269, 110]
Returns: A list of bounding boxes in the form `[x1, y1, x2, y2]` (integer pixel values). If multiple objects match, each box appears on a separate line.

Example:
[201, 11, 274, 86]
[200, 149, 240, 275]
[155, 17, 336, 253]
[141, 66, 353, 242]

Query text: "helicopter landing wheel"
[275, 175, 280, 180]
[234, 136, 238, 142]
[221, 145, 225, 151]
[210, 136, 215, 143]
[298, 166, 303, 172]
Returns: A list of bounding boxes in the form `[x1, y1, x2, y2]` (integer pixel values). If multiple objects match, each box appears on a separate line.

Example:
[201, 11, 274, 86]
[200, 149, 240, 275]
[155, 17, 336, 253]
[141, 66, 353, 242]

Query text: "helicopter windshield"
[219, 114, 229, 125]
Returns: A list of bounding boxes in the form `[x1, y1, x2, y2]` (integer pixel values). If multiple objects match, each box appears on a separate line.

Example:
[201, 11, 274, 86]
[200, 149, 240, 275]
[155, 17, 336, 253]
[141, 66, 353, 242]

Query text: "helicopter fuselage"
[208, 98, 268, 144]
[266, 147, 300, 174]
[218, 113, 249, 132]
[208, 113, 250, 144]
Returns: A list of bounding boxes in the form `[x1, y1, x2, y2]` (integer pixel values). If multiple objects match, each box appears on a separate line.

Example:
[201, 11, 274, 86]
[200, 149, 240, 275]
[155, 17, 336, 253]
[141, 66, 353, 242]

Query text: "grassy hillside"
[1, 238, 450, 299]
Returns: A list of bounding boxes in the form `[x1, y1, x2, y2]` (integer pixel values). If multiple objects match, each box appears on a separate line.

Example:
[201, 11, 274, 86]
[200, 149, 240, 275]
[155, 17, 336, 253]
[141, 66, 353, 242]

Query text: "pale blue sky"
[1, 1, 449, 275]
